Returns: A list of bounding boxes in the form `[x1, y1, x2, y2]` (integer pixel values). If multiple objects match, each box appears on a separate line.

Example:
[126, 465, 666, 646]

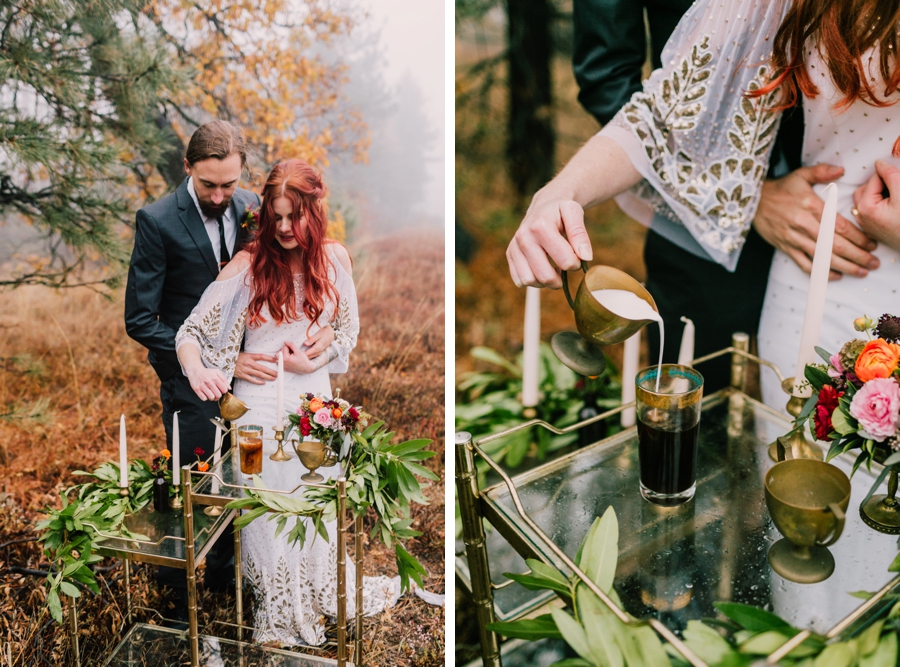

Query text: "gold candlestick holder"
[270, 427, 292, 461]
[768, 377, 823, 461]
[169, 487, 183, 510]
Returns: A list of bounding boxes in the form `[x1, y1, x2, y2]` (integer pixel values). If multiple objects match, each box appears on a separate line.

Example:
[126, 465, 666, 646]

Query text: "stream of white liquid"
[591, 289, 664, 391]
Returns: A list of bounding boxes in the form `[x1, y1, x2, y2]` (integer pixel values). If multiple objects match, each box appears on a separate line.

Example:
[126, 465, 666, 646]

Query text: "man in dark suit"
[124, 120, 331, 620]
[507, 1, 880, 391]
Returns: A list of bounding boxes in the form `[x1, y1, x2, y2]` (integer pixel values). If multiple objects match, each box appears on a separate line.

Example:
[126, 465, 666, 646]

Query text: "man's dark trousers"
[125, 179, 259, 609]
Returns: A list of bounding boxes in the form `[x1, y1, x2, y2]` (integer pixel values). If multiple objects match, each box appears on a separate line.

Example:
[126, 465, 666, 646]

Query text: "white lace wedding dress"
[176, 249, 401, 646]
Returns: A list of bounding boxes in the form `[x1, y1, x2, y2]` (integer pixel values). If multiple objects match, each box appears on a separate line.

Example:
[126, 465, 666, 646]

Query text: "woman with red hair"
[507, 0, 900, 407]
[175, 159, 401, 645]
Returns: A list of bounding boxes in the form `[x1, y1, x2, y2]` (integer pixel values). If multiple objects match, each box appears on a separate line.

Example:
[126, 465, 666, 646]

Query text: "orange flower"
[160, 449, 172, 459]
[197, 461, 210, 473]
[309, 398, 325, 412]
[855, 338, 900, 382]
[332, 408, 343, 419]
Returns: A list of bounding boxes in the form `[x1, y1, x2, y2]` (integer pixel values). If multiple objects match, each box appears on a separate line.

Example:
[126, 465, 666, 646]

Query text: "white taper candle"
[118, 414, 128, 488]
[172, 411, 180, 487]
[277, 350, 285, 429]
[793, 183, 838, 397]
[621, 330, 640, 427]
[522, 287, 541, 408]
[677, 316, 695, 366]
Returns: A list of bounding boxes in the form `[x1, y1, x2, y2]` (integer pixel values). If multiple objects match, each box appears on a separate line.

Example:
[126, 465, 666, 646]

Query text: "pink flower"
[828, 352, 844, 380]
[313, 408, 333, 427]
[849, 377, 900, 440]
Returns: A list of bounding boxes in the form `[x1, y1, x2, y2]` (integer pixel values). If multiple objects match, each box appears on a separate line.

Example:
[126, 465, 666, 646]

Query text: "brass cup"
[294, 440, 328, 483]
[551, 263, 659, 377]
[764, 458, 850, 583]
[219, 392, 250, 421]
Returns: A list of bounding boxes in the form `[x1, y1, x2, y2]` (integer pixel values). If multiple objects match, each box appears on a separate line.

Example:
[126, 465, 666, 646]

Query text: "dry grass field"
[0, 230, 444, 666]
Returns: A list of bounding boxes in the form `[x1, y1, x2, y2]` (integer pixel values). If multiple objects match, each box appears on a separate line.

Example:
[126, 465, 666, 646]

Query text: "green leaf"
[486, 614, 562, 641]
[813, 642, 854, 667]
[549, 660, 593, 667]
[550, 607, 593, 664]
[59, 581, 81, 598]
[470, 346, 522, 375]
[402, 461, 440, 482]
[858, 619, 885, 656]
[48, 589, 63, 623]
[714, 602, 790, 632]
[889, 551, 900, 573]
[860, 631, 897, 667]
[233, 506, 269, 529]
[630, 624, 671, 667]
[576, 588, 623, 667]
[577, 506, 618, 595]
[815, 346, 835, 365]
[682, 620, 735, 665]
[831, 409, 856, 436]
[805, 365, 832, 392]
[386, 438, 433, 457]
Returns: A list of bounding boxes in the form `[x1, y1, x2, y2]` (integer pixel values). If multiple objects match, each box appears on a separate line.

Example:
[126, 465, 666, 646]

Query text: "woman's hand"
[282, 340, 317, 374]
[186, 366, 230, 401]
[853, 160, 900, 252]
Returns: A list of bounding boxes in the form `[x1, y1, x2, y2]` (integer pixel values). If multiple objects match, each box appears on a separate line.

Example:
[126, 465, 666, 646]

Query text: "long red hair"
[245, 159, 339, 329]
[752, 0, 900, 152]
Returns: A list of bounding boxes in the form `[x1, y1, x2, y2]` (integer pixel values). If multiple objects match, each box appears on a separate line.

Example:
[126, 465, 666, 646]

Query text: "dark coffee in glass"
[635, 365, 703, 506]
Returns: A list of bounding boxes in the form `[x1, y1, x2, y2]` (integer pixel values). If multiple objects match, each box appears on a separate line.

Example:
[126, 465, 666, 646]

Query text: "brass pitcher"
[764, 451, 850, 584]
[551, 262, 660, 376]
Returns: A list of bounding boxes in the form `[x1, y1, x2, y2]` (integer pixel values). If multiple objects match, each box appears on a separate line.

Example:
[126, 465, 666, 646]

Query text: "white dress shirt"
[187, 177, 236, 264]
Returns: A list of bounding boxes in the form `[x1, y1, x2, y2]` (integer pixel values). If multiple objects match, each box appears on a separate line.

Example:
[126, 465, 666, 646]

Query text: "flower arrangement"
[194, 446, 210, 472]
[286, 391, 370, 460]
[241, 203, 259, 231]
[151, 448, 171, 477]
[793, 314, 900, 472]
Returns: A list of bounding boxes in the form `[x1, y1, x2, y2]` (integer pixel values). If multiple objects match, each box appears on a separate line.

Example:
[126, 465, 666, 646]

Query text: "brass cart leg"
[124, 558, 132, 625]
[337, 477, 348, 667]
[455, 432, 501, 667]
[731, 332, 749, 391]
[355, 514, 364, 667]
[234, 515, 243, 643]
[68, 598, 80, 667]
[182, 466, 200, 667]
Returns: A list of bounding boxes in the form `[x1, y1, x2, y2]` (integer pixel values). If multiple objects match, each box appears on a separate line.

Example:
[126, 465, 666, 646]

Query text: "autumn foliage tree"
[0, 0, 365, 289]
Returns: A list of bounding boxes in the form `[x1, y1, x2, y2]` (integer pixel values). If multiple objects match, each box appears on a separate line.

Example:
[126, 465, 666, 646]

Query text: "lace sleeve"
[175, 266, 252, 383]
[322, 255, 359, 375]
[598, 0, 791, 271]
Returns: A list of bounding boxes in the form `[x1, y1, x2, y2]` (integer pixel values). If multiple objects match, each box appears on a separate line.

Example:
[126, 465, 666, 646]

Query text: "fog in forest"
[326, 0, 444, 238]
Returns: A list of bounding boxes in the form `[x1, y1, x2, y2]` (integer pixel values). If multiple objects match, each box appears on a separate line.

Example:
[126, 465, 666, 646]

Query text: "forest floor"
[0, 231, 445, 666]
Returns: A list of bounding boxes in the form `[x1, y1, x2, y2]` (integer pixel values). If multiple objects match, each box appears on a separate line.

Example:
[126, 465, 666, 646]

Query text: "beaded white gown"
[757, 48, 900, 408]
[176, 250, 401, 646]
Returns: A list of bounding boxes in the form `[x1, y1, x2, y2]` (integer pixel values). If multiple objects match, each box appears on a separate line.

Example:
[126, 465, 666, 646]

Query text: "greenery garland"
[36, 420, 436, 623]
[227, 420, 438, 590]
[488, 507, 900, 667]
[36, 460, 163, 623]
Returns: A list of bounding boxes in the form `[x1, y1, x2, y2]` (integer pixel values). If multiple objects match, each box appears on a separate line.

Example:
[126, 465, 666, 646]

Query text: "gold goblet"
[294, 440, 328, 482]
[764, 456, 850, 583]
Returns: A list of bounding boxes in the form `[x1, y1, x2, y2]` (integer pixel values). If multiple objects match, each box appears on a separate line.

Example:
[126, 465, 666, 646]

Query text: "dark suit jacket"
[572, 0, 803, 175]
[124, 179, 260, 382]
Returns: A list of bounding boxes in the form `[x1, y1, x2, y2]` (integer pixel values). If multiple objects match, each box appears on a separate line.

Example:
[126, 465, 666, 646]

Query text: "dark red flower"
[194, 447, 204, 456]
[300, 416, 312, 436]
[348, 407, 359, 419]
[813, 385, 844, 441]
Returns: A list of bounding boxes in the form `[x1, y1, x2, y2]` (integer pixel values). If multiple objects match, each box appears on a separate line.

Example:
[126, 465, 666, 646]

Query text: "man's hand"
[755, 163, 878, 280]
[282, 340, 316, 374]
[853, 160, 900, 251]
[304, 325, 335, 359]
[507, 199, 592, 289]
[186, 366, 230, 401]
[234, 352, 277, 385]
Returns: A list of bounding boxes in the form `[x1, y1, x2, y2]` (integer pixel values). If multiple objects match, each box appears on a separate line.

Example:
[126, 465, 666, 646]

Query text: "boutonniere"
[241, 203, 260, 231]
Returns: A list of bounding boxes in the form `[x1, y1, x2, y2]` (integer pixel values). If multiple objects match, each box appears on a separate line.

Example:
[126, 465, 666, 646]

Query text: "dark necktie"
[217, 214, 230, 270]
